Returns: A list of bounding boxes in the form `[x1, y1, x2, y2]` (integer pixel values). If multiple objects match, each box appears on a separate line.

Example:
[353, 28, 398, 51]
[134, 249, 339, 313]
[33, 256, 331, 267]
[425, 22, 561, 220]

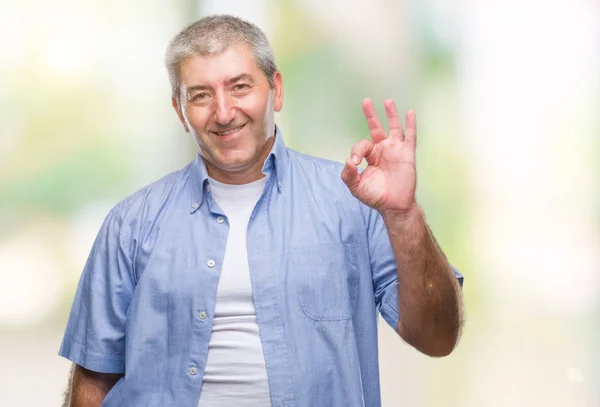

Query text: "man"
[60, 14, 463, 407]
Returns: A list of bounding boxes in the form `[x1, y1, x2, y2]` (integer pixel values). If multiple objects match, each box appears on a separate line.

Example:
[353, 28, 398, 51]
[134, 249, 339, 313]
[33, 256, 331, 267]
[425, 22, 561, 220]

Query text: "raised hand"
[341, 98, 418, 215]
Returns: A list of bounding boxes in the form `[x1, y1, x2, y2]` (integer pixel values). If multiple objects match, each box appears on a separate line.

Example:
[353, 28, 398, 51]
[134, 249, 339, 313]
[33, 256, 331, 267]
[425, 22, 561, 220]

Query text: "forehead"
[179, 42, 262, 86]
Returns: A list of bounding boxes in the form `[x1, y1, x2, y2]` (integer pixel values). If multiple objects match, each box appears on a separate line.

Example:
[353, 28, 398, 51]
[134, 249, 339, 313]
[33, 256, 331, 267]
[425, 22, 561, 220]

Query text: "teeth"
[216, 125, 243, 136]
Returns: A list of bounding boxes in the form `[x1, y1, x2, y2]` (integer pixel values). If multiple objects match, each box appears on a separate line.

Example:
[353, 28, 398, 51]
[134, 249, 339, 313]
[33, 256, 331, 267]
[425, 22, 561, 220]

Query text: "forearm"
[63, 364, 122, 407]
[381, 204, 463, 357]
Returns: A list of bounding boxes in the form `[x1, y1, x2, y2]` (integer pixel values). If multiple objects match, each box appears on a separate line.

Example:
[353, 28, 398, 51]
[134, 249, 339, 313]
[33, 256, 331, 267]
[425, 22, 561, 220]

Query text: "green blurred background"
[0, 0, 598, 405]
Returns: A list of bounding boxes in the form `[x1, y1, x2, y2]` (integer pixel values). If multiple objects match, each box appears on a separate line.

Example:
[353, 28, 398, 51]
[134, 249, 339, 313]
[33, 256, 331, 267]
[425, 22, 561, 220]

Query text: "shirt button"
[207, 259, 216, 268]
[189, 366, 197, 375]
[198, 311, 207, 320]
[192, 202, 199, 210]
[216, 216, 224, 224]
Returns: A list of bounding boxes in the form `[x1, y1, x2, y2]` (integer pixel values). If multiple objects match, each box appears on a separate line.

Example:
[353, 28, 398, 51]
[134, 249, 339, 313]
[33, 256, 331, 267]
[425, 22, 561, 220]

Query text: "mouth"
[211, 123, 246, 138]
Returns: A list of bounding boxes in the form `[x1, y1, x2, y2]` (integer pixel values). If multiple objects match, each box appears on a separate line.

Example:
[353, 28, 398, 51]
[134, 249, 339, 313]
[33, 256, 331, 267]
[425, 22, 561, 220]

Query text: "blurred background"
[1, 0, 598, 405]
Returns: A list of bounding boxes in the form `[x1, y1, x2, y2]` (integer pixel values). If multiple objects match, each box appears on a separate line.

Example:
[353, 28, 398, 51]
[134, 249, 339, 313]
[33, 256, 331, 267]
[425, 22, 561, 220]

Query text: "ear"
[172, 97, 189, 132]
[272, 70, 284, 112]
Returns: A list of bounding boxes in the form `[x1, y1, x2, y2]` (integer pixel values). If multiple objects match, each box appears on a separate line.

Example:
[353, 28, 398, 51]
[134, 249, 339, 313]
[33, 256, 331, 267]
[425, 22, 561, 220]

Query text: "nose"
[213, 91, 236, 127]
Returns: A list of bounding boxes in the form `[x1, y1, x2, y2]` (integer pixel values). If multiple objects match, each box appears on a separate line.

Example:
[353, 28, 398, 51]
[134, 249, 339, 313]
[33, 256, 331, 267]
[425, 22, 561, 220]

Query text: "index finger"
[362, 98, 388, 142]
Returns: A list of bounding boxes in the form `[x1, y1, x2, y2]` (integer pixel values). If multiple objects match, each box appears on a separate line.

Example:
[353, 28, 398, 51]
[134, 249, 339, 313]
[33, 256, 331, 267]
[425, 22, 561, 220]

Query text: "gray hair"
[165, 15, 277, 105]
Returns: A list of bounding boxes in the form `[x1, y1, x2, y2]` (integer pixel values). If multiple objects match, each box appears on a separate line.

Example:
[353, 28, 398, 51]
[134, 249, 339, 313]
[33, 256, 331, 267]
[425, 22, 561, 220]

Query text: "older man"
[60, 14, 464, 407]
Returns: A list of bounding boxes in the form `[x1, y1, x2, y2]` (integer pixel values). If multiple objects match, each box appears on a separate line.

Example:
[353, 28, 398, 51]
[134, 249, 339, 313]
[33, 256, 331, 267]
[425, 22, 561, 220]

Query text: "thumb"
[341, 158, 361, 193]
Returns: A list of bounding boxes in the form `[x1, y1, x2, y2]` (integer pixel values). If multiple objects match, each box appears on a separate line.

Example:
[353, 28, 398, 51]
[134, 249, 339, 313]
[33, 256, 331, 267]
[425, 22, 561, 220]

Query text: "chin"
[214, 156, 255, 171]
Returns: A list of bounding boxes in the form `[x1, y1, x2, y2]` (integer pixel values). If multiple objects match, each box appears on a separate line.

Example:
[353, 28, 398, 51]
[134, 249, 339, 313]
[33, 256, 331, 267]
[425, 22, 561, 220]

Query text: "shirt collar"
[188, 125, 289, 214]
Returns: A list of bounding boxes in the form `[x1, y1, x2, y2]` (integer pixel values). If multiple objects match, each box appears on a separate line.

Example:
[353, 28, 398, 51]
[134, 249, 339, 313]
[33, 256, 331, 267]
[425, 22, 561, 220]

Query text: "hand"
[341, 98, 418, 216]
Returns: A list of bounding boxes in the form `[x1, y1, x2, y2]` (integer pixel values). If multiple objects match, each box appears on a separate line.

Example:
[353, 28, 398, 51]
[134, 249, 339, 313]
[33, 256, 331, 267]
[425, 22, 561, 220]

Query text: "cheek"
[185, 108, 209, 129]
[236, 94, 268, 118]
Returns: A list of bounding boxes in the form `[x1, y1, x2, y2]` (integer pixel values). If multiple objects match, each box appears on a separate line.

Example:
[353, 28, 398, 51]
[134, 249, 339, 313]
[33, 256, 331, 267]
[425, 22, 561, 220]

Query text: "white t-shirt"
[198, 176, 272, 407]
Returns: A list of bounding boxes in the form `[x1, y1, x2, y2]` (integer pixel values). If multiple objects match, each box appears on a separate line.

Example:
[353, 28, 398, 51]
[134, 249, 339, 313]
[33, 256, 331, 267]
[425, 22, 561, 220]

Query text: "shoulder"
[287, 148, 370, 217]
[287, 149, 347, 188]
[287, 148, 379, 224]
[288, 149, 344, 172]
[109, 162, 193, 227]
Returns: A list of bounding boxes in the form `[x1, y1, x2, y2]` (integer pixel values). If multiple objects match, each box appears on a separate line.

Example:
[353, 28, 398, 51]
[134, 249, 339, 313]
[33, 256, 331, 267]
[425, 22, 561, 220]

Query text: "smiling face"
[172, 42, 283, 184]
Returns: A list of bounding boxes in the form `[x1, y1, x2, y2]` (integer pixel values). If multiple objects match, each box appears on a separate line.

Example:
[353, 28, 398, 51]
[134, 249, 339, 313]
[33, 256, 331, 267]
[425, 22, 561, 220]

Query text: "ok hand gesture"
[341, 98, 418, 216]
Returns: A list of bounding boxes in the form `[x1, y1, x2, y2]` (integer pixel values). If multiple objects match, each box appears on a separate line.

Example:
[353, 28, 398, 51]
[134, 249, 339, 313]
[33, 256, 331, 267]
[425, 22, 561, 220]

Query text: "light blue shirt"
[59, 127, 463, 407]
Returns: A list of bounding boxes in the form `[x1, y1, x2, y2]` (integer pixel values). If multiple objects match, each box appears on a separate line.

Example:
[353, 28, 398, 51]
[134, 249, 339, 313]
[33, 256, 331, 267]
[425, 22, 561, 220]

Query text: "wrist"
[379, 202, 421, 224]
[380, 203, 428, 244]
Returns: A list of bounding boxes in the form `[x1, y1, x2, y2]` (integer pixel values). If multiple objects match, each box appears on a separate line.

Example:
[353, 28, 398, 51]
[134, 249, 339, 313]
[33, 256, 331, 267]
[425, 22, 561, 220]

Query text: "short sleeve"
[362, 206, 464, 331]
[59, 209, 135, 374]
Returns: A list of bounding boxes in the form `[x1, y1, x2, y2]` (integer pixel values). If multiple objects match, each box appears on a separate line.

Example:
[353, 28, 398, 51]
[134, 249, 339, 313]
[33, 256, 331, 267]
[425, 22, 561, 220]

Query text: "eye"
[191, 92, 209, 102]
[233, 83, 250, 91]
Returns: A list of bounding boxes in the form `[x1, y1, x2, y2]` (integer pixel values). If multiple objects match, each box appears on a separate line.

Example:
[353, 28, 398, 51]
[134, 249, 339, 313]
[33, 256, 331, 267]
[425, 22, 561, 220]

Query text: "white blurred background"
[0, 0, 598, 405]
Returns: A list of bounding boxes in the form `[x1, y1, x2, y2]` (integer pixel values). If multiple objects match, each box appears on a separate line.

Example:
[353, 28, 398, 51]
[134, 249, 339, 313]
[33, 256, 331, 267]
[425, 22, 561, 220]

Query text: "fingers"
[341, 158, 361, 192]
[384, 99, 404, 141]
[343, 138, 374, 194]
[362, 98, 388, 142]
[404, 109, 417, 147]
[363, 97, 417, 146]
[350, 139, 375, 166]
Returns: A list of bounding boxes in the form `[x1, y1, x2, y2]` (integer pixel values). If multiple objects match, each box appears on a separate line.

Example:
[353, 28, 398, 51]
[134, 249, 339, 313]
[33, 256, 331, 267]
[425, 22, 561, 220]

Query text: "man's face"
[173, 43, 283, 183]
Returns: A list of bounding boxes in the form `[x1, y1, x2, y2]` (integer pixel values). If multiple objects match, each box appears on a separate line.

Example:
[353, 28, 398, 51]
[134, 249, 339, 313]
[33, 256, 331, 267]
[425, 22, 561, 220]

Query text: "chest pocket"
[291, 243, 358, 321]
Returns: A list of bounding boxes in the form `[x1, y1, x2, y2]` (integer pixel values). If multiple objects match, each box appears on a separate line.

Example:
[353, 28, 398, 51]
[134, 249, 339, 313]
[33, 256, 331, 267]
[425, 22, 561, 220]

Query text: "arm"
[63, 364, 122, 407]
[381, 205, 462, 356]
[342, 98, 464, 357]
[59, 208, 134, 405]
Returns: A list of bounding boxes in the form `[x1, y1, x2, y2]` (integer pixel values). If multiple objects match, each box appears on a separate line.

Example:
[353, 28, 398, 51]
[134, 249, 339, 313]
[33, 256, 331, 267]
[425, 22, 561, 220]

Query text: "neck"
[203, 135, 275, 185]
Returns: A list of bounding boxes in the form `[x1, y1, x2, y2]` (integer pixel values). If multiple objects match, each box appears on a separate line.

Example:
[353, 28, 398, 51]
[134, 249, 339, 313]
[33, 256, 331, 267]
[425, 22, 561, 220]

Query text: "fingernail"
[352, 155, 359, 164]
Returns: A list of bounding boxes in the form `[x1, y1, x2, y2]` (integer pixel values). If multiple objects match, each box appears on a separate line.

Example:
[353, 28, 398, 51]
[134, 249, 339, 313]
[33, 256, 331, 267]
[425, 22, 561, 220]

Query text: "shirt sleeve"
[58, 209, 135, 374]
[362, 205, 464, 331]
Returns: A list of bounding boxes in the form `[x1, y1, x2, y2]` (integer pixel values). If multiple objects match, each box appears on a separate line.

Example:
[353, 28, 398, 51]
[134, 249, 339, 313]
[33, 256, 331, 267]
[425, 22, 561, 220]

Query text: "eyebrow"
[186, 73, 256, 93]
[226, 73, 255, 85]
